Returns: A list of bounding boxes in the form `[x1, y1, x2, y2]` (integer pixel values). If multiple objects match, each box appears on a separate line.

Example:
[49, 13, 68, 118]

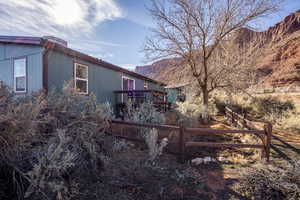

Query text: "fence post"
[179, 123, 185, 164]
[243, 113, 247, 129]
[231, 111, 235, 126]
[265, 123, 272, 162]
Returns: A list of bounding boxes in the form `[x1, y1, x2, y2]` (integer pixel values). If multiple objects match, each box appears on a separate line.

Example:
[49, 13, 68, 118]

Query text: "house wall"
[0, 44, 43, 93]
[47, 50, 164, 106]
[148, 82, 164, 91]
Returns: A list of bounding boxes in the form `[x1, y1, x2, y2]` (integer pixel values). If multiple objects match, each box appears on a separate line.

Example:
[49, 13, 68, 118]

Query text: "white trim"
[122, 76, 135, 90]
[13, 57, 27, 93]
[74, 63, 89, 95]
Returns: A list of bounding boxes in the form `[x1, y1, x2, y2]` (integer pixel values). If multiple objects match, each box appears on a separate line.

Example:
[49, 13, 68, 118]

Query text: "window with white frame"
[74, 63, 88, 94]
[14, 58, 27, 93]
[122, 76, 135, 90]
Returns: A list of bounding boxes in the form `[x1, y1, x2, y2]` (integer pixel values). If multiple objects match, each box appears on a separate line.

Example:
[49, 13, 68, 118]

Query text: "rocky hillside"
[136, 10, 300, 89]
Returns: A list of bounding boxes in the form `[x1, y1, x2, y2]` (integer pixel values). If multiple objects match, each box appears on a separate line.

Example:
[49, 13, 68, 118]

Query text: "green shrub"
[251, 97, 295, 116]
[235, 160, 300, 200]
[214, 97, 252, 115]
[213, 98, 228, 115]
[275, 110, 300, 132]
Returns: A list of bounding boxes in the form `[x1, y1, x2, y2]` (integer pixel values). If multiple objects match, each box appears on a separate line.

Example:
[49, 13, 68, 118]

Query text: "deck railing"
[114, 89, 170, 116]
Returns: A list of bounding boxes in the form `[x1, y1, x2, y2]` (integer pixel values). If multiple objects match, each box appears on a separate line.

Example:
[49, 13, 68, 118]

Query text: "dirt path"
[271, 130, 300, 162]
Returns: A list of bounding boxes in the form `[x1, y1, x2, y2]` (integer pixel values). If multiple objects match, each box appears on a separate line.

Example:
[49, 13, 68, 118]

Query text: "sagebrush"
[125, 102, 167, 161]
[0, 81, 113, 200]
[234, 160, 300, 200]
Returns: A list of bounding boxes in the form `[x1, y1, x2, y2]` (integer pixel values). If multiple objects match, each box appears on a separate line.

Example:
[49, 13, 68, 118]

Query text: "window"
[122, 76, 135, 102]
[74, 63, 88, 94]
[14, 58, 27, 93]
[122, 76, 135, 90]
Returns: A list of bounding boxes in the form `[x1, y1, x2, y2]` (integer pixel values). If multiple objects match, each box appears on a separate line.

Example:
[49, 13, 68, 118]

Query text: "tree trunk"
[201, 86, 209, 124]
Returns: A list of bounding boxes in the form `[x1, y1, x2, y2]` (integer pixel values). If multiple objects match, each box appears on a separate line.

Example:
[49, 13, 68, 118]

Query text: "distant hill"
[135, 10, 300, 89]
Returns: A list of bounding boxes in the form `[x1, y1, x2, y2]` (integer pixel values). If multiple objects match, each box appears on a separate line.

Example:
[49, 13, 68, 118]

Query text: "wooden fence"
[224, 107, 272, 161]
[109, 113, 272, 163]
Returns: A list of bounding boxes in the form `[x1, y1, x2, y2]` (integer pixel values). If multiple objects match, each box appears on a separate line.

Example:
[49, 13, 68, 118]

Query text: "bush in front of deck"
[124, 102, 167, 161]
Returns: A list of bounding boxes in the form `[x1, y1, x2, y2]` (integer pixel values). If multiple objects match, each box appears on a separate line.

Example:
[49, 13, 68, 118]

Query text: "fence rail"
[224, 107, 272, 161]
[109, 111, 272, 163]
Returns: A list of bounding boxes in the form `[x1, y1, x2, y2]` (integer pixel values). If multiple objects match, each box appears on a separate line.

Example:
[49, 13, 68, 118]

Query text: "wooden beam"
[179, 124, 185, 163]
[111, 120, 180, 130]
[185, 127, 265, 135]
[185, 142, 264, 149]
[264, 123, 272, 162]
[114, 89, 167, 95]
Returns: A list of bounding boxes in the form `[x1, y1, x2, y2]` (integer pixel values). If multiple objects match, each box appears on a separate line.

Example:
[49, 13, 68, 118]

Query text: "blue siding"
[0, 44, 5, 59]
[0, 59, 12, 85]
[0, 44, 43, 93]
[27, 53, 43, 92]
[47, 50, 154, 105]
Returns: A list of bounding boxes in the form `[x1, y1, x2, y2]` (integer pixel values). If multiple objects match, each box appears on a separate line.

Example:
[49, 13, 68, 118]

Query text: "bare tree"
[144, 0, 280, 123]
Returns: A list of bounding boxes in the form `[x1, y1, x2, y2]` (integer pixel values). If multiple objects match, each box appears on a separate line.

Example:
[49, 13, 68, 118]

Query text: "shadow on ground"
[109, 112, 254, 199]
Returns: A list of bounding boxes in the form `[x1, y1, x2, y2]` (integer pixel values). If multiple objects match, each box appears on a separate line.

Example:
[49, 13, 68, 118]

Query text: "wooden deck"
[114, 89, 171, 117]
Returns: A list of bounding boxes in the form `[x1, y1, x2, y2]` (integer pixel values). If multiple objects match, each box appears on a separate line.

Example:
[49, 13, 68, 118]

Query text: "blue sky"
[0, 0, 299, 70]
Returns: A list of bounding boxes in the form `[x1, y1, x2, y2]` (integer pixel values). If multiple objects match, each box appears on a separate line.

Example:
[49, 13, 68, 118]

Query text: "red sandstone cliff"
[136, 10, 300, 89]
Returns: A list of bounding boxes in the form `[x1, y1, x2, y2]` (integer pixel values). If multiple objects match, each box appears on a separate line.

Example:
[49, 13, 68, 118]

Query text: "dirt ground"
[109, 114, 267, 199]
[109, 109, 300, 199]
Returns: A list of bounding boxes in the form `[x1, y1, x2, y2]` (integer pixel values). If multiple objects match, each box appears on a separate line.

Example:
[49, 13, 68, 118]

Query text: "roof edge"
[0, 35, 166, 86]
[44, 41, 166, 86]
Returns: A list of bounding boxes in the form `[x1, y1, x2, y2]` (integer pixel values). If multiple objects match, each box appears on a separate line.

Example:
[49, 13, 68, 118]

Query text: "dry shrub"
[125, 101, 165, 125]
[125, 102, 167, 161]
[145, 128, 168, 162]
[213, 97, 252, 115]
[251, 96, 295, 118]
[234, 160, 300, 200]
[0, 81, 113, 200]
[176, 97, 217, 125]
[275, 110, 300, 132]
[212, 91, 253, 115]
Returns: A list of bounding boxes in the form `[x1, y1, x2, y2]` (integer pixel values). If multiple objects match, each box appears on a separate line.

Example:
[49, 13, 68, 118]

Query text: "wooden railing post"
[179, 123, 185, 163]
[242, 113, 247, 129]
[264, 123, 272, 162]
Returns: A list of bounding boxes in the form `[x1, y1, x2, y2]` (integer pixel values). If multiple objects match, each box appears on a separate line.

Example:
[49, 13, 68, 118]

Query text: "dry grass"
[275, 110, 300, 132]
[214, 91, 299, 131]
[175, 96, 218, 126]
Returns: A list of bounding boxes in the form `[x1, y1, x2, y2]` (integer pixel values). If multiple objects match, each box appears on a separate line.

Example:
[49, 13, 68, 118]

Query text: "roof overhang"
[0, 35, 166, 86]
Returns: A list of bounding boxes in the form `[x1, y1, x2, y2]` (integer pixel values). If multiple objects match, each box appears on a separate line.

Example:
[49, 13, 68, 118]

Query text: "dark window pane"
[76, 79, 87, 93]
[16, 77, 26, 92]
[128, 79, 134, 90]
[76, 65, 88, 79]
[123, 78, 128, 90]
